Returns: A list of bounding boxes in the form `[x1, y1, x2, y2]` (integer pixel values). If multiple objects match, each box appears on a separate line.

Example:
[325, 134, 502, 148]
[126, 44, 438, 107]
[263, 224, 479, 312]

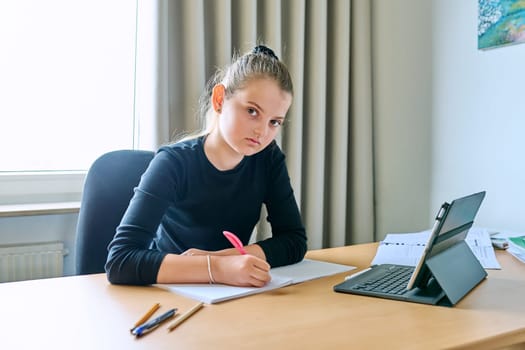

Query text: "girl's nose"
[254, 121, 268, 138]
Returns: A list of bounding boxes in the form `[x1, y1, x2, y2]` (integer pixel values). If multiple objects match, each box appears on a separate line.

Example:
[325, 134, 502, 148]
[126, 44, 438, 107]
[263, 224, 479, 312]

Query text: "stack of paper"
[155, 259, 354, 304]
[371, 227, 501, 269]
[507, 235, 525, 263]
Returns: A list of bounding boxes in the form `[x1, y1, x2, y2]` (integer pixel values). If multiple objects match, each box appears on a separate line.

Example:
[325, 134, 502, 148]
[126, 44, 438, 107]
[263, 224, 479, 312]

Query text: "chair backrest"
[75, 150, 154, 275]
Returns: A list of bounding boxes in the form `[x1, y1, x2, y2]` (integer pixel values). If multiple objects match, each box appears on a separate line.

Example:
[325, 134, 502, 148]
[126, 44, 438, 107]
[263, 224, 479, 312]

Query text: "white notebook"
[155, 259, 354, 304]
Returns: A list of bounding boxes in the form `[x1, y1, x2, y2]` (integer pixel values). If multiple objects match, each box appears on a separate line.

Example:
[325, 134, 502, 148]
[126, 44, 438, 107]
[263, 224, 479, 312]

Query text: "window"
[0, 1, 153, 205]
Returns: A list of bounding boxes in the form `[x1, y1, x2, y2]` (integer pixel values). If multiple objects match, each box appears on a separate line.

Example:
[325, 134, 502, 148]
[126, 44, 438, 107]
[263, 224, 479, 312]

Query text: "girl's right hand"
[212, 254, 271, 287]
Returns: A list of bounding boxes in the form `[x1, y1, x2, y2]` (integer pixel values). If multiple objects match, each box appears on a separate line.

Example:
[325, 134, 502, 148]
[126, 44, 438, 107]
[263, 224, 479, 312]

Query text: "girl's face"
[216, 78, 292, 157]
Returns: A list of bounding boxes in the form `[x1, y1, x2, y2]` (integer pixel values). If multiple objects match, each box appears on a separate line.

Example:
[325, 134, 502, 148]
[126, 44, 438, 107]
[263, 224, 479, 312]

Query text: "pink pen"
[223, 230, 247, 255]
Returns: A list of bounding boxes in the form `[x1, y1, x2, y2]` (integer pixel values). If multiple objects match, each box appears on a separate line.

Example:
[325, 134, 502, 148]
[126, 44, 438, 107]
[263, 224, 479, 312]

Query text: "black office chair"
[75, 150, 155, 275]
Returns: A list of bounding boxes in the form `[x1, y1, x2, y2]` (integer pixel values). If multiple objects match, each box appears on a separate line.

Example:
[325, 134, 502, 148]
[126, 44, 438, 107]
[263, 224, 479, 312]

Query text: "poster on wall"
[478, 0, 525, 49]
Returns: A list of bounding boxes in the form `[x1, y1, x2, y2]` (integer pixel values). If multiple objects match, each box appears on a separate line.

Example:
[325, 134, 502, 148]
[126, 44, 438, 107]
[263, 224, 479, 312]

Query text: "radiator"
[0, 242, 66, 283]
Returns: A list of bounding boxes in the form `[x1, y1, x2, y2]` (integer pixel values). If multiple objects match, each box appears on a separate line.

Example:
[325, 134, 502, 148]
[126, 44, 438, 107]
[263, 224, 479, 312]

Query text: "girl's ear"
[211, 84, 225, 113]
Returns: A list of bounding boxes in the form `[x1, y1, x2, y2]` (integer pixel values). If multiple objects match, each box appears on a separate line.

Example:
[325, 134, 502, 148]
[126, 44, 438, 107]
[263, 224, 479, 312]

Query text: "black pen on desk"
[132, 308, 177, 337]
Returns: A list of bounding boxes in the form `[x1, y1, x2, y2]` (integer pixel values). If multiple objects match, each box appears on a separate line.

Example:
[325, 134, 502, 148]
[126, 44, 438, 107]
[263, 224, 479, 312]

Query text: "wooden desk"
[1, 243, 524, 349]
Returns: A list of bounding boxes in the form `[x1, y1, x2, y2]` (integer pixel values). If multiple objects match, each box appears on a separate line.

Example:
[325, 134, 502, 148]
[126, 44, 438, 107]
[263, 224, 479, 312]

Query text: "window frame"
[0, 172, 86, 206]
[0, 0, 160, 208]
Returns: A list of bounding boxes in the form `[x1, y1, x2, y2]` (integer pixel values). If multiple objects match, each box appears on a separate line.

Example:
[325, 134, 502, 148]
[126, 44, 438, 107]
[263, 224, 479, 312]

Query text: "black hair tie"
[252, 45, 279, 60]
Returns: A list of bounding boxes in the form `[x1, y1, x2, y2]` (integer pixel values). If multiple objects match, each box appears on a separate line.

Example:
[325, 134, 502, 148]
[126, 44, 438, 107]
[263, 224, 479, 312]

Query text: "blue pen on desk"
[131, 308, 177, 337]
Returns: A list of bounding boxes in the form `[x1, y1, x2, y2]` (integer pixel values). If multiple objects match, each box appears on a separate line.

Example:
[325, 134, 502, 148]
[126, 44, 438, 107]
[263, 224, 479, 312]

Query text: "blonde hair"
[180, 45, 293, 142]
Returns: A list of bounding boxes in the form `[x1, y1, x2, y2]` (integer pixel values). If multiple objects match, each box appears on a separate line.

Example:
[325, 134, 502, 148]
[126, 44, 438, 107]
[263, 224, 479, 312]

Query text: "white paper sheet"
[156, 259, 355, 304]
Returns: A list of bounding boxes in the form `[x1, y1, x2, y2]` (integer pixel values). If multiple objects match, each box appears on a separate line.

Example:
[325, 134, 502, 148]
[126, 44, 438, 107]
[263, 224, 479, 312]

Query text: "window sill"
[0, 201, 81, 217]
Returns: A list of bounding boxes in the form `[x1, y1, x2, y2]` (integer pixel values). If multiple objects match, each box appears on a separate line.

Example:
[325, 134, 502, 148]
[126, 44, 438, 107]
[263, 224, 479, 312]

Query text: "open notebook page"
[155, 259, 354, 304]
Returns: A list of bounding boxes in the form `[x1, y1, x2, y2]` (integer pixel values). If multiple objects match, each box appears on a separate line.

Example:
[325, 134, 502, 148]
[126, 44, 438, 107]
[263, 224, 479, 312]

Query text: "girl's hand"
[212, 255, 271, 287]
[179, 246, 270, 286]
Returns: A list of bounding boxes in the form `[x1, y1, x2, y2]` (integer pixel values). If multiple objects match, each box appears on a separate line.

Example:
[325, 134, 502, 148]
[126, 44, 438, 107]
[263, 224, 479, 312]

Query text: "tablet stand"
[418, 240, 487, 306]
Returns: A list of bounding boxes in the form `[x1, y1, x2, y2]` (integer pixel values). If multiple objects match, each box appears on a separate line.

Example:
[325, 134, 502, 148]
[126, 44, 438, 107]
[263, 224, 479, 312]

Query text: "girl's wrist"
[206, 255, 216, 284]
[214, 248, 239, 256]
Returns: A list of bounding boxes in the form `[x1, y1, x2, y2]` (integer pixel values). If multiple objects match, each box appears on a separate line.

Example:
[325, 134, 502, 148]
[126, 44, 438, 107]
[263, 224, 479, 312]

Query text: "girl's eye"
[247, 107, 258, 116]
[270, 119, 282, 127]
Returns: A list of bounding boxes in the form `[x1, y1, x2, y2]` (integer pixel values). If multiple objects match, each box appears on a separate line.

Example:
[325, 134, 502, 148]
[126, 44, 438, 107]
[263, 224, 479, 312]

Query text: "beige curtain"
[152, 0, 375, 249]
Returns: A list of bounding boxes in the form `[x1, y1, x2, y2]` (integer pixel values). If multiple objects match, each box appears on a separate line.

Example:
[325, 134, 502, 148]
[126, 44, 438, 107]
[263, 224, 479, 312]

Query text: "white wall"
[1, 214, 78, 276]
[373, 0, 525, 238]
[432, 0, 525, 232]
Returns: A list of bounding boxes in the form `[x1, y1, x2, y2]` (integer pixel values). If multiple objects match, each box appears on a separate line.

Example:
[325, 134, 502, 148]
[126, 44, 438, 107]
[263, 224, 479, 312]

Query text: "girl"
[105, 45, 307, 287]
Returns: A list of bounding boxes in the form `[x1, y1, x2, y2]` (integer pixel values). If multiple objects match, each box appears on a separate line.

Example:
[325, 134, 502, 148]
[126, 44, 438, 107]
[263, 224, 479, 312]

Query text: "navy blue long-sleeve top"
[105, 136, 307, 285]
